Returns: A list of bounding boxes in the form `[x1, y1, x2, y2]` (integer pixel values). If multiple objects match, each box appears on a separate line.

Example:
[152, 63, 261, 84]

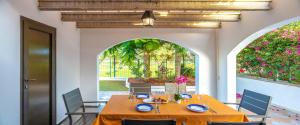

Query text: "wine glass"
[166, 94, 171, 102]
[197, 94, 201, 104]
[183, 94, 189, 104]
[130, 89, 135, 102]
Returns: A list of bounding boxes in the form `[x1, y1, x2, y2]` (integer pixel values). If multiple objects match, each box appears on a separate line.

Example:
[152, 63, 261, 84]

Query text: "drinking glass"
[197, 95, 201, 104]
[166, 94, 171, 102]
[130, 89, 136, 102]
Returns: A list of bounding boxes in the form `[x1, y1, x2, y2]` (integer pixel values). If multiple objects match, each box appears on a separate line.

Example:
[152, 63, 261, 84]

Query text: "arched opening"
[227, 17, 300, 109]
[237, 22, 300, 84]
[96, 38, 200, 99]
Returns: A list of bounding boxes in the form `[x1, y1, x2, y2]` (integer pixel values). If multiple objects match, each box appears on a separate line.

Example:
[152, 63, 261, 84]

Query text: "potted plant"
[174, 75, 188, 103]
[174, 94, 183, 104]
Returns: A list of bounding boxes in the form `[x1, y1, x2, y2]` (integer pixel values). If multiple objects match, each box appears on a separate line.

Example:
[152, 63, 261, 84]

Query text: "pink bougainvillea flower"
[297, 48, 300, 55]
[245, 62, 250, 65]
[288, 34, 295, 39]
[281, 31, 289, 38]
[256, 57, 262, 61]
[263, 41, 270, 45]
[279, 69, 284, 73]
[268, 71, 273, 77]
[286, 48, 292, 55]
[239, 68, 246, 73]
[281, 30, 293, 39]
[291, 30, 296, 34]
[261, 62, 268, 67]
[236, 93, 242, 99]
[255, 47, 261, 51]
[175, 75, 188, 85]
[272, 29, 279, 32]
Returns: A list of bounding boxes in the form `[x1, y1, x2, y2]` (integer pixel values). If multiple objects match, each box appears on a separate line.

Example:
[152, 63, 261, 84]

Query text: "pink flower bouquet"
[173, 75, 188, 102]
[176, 75, 188, 85]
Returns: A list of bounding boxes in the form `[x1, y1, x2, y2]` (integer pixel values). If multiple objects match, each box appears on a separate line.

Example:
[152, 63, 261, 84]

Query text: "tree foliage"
[99, 38, 195, 79]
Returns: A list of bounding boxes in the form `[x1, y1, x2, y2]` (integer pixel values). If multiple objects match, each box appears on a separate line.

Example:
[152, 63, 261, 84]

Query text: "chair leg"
[262, 117, 267, 123]
[82, 114, 87, 123]
[68, 116, 73, 125]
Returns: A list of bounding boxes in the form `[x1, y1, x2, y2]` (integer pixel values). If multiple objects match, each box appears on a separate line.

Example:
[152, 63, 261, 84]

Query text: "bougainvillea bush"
[237, 21, 300, 84]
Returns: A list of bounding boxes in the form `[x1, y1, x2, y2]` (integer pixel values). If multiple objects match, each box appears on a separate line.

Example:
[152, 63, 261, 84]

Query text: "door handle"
[24, 79, 37, 89]
[24, 79, 37, 82]
[24, 83, 29, 89]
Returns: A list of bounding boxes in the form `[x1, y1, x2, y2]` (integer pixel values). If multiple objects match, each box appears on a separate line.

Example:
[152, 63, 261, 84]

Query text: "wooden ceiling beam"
[39, 1, 271, 11]
[40, 0, 272, 2]
[76, 22, 221, 28]
[61, 12, 240, 22]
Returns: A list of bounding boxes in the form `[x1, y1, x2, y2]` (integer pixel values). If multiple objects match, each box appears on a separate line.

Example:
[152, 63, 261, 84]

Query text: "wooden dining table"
[93, 95, 248, 125]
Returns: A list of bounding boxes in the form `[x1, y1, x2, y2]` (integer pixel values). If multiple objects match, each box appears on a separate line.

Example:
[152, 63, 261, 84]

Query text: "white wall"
[0, 0, 80, 124]
[80, 28, 217, 101]
[216, 0, 300, 102]
[237, 77, 300, 113]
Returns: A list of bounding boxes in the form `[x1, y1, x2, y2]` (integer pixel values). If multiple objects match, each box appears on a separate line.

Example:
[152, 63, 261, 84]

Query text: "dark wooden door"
[21, 17, 56, 125]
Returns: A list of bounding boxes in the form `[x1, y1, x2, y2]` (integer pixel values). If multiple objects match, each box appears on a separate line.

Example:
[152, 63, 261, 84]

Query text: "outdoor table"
[93, 95, 248, 125]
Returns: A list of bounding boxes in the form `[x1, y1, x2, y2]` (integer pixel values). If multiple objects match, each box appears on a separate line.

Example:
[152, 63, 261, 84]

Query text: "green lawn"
[99, 80, 129, 91]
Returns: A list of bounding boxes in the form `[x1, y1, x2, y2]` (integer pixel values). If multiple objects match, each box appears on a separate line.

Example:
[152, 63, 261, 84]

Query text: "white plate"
[136, 103, 153, 112]
[136, 94, 149, 99]
[137, 105, 151, 111]
[187, 104, 208, 113]
[181, 94, 192, 99]
[143, 98, 152, 103]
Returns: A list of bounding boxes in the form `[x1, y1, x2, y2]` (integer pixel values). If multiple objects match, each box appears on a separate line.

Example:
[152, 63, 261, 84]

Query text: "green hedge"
[237, 21, 300, 84]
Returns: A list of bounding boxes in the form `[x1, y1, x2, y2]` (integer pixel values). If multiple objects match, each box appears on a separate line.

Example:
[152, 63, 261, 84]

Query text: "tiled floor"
[266, 105, 300, 125]
[98, 91, 129, 100]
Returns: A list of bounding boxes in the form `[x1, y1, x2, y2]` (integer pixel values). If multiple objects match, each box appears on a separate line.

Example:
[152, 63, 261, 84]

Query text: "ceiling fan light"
[141, 10, 155, 26]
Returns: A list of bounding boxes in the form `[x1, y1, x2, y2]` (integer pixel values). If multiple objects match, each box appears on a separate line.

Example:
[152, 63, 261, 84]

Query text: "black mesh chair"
[225, 89, 272, 122]
[208, 121, 266, 125]
[63, 88, 107, 125]
[122, 119, 176, 125]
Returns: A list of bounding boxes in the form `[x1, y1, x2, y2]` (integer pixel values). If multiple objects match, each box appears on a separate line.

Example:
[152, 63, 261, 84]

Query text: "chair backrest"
[130, 83, 151, 94]
[122, 119, 176, 125]
[62, 88, 84, 113]
[165, 83, 177, 94]
[208, 121, 265, 125]
[178, 84, 186, 93]
[165, 83, 186, 94]
[239, 89, 271, 115]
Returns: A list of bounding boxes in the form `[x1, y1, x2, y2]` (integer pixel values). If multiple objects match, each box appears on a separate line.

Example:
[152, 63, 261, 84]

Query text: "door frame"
[20, 16, 56, 125]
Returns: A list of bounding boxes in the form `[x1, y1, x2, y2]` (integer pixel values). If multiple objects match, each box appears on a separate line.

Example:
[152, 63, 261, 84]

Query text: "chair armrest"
[223, 102, 240, 105]
[84, 105, 99, 108]
[66, 112, 98, 115]
[246, 115, 270, 118]
[83, 100, 108, 104]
